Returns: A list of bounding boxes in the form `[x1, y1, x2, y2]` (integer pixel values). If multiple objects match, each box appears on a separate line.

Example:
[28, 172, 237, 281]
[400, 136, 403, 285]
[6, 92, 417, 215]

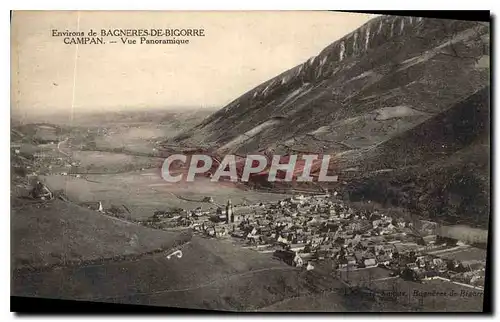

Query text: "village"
[138, 192, 487, 290]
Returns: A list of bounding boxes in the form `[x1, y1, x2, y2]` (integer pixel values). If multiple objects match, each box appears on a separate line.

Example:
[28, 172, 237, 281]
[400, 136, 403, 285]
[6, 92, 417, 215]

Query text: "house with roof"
[215, 227, 228, 238]
[372, 219, 383, 228]
[380, 223, 396, 235]
[416, 256, 426, 268]
[347, 222, 364, 232]
[260, 226, 272, 236]
[277, 235, 289, 245]
[314, 244, 333, 260]
[470, 274, 485, 286]
[396, 219, 406, 228]
[294, 252, 304, 268]
[330, 244, 342, 254]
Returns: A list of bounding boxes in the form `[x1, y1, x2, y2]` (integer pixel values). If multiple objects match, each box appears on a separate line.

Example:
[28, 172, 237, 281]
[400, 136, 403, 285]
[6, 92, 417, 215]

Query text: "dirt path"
[96, 210, 141, 226]
[172, 193, 224, 207]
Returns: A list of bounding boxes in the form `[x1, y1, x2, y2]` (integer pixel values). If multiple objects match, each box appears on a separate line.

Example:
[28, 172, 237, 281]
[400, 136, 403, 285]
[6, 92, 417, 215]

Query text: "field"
[437, 225, 489, 245]
[19, 114, 292, 221]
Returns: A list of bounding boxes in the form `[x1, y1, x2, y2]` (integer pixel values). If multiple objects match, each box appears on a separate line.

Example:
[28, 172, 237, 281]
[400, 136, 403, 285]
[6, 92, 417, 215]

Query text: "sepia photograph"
[10, 10, 491, 313]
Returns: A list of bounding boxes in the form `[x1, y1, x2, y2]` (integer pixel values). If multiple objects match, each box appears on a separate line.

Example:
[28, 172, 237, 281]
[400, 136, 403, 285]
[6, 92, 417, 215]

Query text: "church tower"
[226, 199, 234, 223]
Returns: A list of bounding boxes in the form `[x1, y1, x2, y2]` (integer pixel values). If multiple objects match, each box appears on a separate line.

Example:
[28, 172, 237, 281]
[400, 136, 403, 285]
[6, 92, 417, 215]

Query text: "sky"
[11, 11, 375, 117]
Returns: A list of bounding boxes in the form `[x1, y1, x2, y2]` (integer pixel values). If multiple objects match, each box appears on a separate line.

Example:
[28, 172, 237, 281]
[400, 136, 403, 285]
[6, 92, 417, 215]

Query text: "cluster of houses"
[141, 193, 485, 288]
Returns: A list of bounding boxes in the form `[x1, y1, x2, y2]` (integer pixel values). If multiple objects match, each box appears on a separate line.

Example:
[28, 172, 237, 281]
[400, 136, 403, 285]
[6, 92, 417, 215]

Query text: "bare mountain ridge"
[170, 15, 490, 227]
[173, 15, 488, 157]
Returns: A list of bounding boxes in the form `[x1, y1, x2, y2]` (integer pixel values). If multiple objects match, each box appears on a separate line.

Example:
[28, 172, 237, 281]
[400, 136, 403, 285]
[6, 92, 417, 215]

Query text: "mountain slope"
[341, 86, 490, 228]
[345, 86, 490, 171]
[172, 16, 489, 156]
[169, 15, 490, 227]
